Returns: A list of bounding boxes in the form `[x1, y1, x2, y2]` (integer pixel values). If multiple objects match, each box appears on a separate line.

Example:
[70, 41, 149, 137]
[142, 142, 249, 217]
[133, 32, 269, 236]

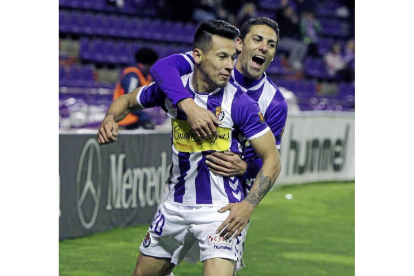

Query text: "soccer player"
[97, 20, 281, 276]
[150, 17, 288, 193]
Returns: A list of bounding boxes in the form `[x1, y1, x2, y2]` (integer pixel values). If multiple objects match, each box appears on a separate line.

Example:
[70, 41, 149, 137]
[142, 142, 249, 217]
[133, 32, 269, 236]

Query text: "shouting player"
[150, 17, 287, 197]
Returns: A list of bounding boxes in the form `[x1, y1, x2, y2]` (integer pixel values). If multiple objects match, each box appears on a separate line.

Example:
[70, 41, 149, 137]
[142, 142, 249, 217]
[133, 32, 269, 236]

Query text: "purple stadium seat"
[59, 10, 68, 33]
[91, 39, 104, 63]
[95, 14, 107, 36]
[107, 15, 119, 37]
[68, 11, 81, 34]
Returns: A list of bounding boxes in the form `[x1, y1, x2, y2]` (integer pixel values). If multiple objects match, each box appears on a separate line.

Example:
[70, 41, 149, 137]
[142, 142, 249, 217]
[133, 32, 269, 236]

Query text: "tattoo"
[245, 170, 272, 207]
[106, 113, 117, 121]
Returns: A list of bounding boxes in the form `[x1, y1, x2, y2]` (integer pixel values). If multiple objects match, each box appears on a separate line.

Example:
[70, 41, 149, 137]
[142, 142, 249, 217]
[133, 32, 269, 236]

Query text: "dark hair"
[239, 17, 280, 48]
[134, 47, 159, 65]
[193, 20, 240, 53]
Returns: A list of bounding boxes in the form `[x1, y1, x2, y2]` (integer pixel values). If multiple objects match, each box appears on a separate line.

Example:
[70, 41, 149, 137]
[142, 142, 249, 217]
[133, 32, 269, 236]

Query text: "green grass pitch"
[60, 181, 354, 276]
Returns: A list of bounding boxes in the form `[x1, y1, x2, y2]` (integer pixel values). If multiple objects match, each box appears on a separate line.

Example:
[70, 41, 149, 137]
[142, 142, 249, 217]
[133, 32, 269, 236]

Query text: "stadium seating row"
[59, 8, 348, 43]
[59, 0, 156, 16]
[59, 10, 196, 44]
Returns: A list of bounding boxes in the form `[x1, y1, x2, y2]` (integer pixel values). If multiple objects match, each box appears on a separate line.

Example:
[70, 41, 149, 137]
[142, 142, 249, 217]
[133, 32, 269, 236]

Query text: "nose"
[224, 57, 234, 71]
[259, 41, 268, 53]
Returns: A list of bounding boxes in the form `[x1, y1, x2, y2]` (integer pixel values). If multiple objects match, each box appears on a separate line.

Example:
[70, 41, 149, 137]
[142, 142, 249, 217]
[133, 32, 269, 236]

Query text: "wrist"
[242, 199, 256, 211]
[177, 98, 196, 112]
[239, 160, 248, 175]
[105, 113, 117, 121]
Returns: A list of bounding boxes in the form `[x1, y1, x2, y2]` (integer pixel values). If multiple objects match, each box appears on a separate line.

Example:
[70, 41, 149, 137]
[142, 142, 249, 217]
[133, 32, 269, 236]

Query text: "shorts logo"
[258, 111, 265, 124]
[143, 231, 151, 248]
[213, 245, 232, 251]
[215, 106, 225, 121]
[207, 234, 233, 246]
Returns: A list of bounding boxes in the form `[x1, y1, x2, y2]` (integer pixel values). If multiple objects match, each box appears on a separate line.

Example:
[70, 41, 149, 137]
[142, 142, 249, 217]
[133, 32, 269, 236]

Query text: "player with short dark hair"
[97, 19, 281, 276]
[148, 18, 287, 271]
[150, 16, 287, 193]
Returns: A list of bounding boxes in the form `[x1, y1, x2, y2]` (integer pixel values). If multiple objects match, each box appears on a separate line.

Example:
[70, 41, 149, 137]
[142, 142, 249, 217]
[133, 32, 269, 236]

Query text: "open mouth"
[252, 55, 266, 67]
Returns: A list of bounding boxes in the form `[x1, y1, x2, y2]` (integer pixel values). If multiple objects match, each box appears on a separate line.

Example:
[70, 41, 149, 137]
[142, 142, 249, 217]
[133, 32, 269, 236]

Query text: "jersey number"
[150, 209, 165, 236]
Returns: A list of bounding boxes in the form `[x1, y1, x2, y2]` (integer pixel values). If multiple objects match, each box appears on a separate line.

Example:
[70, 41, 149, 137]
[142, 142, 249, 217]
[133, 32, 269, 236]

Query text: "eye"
[269, 43, 276, 48]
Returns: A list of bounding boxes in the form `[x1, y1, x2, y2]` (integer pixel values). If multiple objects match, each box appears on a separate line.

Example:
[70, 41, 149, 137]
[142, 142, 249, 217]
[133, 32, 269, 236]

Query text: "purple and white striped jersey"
[149, 52, 288, 191]
[137, 72, 270, 206]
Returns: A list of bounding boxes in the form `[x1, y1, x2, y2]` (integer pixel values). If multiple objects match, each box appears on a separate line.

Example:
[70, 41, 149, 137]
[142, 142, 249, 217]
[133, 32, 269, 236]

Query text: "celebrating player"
[150, 17, 287, 195]
[97, 20, 281, 276]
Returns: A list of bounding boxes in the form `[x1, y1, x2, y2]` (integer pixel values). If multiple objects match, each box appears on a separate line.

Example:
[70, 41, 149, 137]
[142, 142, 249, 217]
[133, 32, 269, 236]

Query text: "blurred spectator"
[323, 42, 354, 82]
[107, 0, 124, 8]
[276, 0, 307, 70]
[222, 0, 258, 16]
[343, 39, 354, 65]
[294, 0, 318, 15]
[193, 0, 218, 23]
[342, 39, 355, 81]
[299, 11, 321, 57]
[113, 47, 159, 129]
[236, 2, 257, 27]
[158, 0, 195, 22]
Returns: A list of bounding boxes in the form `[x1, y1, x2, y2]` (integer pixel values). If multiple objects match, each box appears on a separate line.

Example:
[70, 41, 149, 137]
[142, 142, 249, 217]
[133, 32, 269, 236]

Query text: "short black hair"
[239, 17, 280, 48]
[193, 20, 240, 53]
[134, 47, 159, 65]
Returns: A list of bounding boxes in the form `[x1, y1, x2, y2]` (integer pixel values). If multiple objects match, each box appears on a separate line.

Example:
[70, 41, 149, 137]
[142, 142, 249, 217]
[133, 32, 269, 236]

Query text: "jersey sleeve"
[121, 72, 140, 93]
[149, 52, 195, 106]
[265, 95, 288, 149]
[136, 82, 165, 109]
[232, 90, 270, 140]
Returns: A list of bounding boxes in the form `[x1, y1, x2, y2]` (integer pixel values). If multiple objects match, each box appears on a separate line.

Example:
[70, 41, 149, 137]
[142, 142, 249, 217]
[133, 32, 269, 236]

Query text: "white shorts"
[139, 201, 248, 269]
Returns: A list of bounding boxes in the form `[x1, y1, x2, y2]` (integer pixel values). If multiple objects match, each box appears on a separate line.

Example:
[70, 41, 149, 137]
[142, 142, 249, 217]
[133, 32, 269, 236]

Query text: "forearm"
[243, 153, 281, 208]
[149, 54, 193, 106]
[106, 92, 141, 122]
[241, 157, 262, 181]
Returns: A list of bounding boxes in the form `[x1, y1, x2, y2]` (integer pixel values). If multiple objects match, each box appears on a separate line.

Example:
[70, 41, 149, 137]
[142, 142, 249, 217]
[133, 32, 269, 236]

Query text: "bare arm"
[216, 131, 281, 238]
[97, 88, 143, 144]
[243, 132, 280, 206]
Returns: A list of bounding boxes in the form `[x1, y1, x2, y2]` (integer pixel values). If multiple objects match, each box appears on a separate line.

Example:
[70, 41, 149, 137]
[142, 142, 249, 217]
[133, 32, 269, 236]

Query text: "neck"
[235, 59, 263, 80]
[192, 68, 217, 93]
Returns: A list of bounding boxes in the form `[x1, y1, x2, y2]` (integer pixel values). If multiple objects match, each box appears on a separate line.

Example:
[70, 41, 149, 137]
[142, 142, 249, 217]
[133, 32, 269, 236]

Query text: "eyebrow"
[252, 34, 277, 44]
[217, 51, 237, 57]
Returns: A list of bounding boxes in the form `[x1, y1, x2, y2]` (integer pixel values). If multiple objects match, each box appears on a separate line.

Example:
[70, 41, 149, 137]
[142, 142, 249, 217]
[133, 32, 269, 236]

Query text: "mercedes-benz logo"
[76, 138, 102, 229]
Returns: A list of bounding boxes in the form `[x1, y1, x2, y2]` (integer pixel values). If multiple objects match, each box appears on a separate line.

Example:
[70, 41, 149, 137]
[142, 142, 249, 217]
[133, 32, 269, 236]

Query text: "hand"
[216, 200, 255, 240]
[178, 98, 222, 140]
[97, 114, 119, 144]
[206, 151, 247, 177]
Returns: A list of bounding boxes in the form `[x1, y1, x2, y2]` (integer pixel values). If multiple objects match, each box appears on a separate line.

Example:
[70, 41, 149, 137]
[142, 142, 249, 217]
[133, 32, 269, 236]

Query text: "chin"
[216, 80, 229, 88]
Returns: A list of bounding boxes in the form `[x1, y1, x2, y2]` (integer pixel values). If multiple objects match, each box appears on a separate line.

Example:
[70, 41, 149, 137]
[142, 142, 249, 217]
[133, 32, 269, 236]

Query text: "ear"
[236, 38, 243, 52]
[193, 48, 203, 64]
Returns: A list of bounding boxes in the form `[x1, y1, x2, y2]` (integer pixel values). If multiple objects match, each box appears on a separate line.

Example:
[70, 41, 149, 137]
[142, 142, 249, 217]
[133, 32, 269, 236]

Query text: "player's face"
[236, 25, 278, 79]
[198, 35, 237, 89]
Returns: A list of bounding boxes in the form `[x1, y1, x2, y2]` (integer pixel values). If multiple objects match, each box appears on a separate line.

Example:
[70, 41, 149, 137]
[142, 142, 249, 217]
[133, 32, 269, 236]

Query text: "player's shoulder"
[179, 51, 195, 65]
[180, 73, 192, 87]
[231, 84, 259, 107]
[263, 76, 287, 104]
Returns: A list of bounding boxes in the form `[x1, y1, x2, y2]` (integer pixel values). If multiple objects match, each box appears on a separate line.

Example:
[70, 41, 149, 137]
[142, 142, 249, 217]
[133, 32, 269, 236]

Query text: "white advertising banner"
[277, 112, 355, 185]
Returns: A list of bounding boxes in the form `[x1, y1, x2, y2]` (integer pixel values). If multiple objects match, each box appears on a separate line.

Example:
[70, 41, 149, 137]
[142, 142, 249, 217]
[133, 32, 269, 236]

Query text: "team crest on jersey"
[215, 106, 225, 121]
[258, 111, 265, 124]
[143, 231, 151, 248]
